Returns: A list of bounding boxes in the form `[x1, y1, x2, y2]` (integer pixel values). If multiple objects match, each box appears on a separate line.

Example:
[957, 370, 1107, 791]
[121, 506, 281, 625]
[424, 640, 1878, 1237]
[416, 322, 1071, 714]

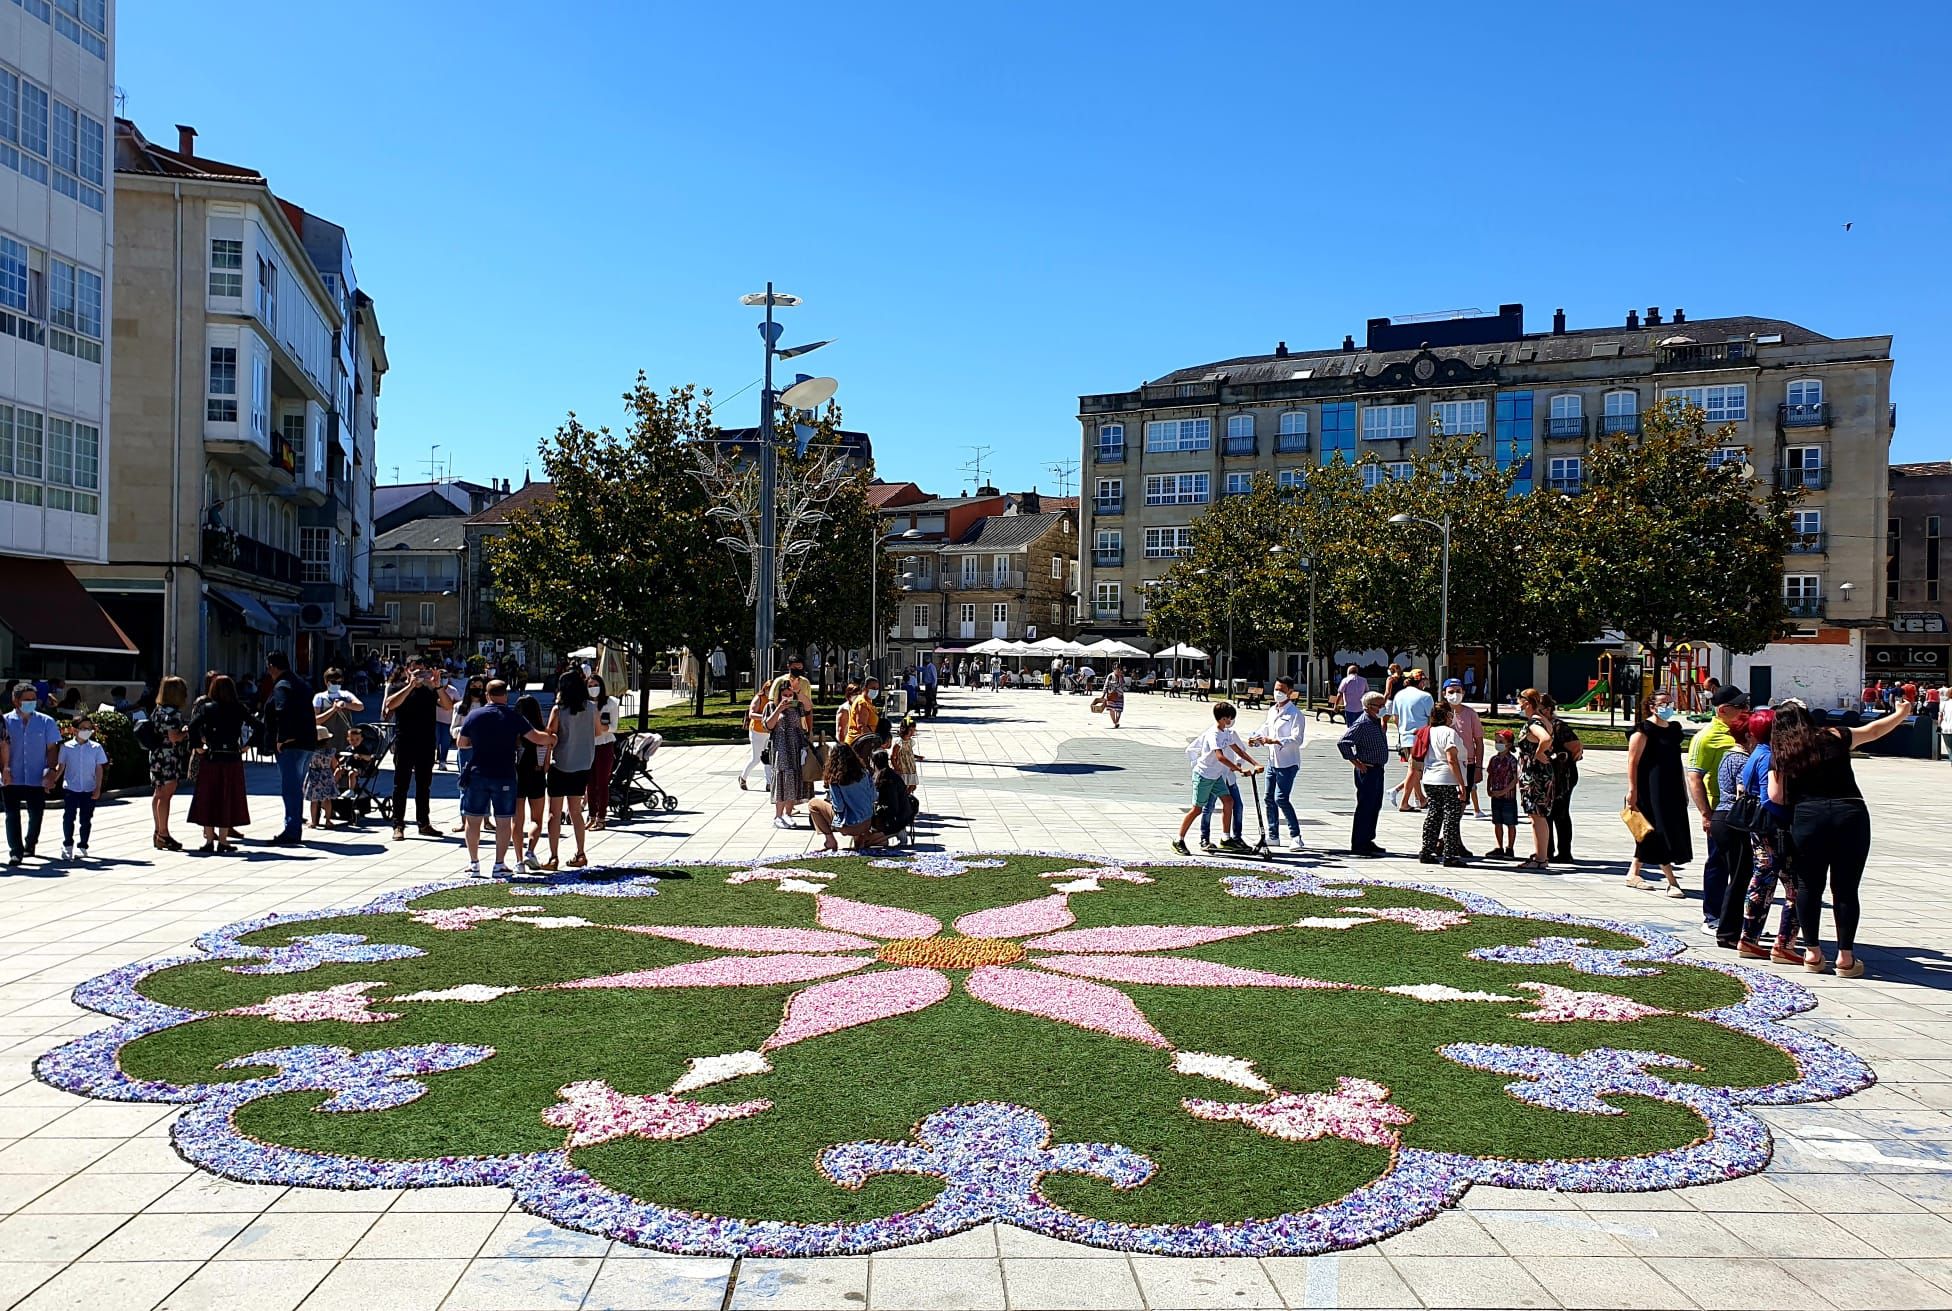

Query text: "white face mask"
[17, 700, 35, 715]
[327, 683, 341, 695]
[75, 728, 93, 742]
[1273, 690, 1290, 704]
[867, 689, 881, 701]
[1445, 690, 1463, 703]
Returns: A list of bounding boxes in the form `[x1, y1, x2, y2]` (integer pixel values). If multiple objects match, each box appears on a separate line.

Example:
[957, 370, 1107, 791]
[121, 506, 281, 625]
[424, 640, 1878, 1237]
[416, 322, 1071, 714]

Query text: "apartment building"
[462, 478, 556, 672]
[1078, 303, 1893, 706]
[73, 119, 349, 685]
[1865, 462, 1952, 688]
[0, 0, 133, 676]
[369, 516, 466, 662]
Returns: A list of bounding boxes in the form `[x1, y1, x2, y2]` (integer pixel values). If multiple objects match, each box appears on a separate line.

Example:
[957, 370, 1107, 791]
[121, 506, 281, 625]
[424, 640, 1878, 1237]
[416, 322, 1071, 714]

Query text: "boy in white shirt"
[55, 714, 108, 860]
[1171, 702, 1260, 856]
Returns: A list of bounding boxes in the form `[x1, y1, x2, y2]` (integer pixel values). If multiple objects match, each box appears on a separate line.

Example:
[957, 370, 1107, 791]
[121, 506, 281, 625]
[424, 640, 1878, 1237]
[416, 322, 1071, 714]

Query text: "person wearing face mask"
[1249, 676, 1306, 851]
[1441, 679, 1485, 829]
[587, 674, 617, 831]
[309, 668, 364, 831]
[2, 683, 62, 865]
[54, 715, 108, 860]
[843, 677, 883, 749]
[1624, 690, 1691, 896]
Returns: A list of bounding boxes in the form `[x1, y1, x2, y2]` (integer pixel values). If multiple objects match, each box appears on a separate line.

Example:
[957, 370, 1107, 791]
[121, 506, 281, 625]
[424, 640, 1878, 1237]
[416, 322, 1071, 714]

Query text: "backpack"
[134, 717, 160, 752]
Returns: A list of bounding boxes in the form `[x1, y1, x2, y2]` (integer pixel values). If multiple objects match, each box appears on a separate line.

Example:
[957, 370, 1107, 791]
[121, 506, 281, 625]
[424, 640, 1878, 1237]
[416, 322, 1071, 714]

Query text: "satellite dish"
[778, 376, 837, 410]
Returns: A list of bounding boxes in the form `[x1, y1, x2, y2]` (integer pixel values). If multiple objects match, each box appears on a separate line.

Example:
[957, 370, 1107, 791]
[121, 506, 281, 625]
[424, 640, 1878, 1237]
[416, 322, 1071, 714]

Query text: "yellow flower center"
[877, 935, 1026, 968]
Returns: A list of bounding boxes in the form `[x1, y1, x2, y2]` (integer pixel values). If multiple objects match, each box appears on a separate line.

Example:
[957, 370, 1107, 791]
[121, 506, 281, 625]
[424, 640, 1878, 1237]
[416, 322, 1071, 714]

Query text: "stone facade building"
[368, 516, 466, 663]
[1077, 303, 1894, 707]
[1865, 461, 1952, 689]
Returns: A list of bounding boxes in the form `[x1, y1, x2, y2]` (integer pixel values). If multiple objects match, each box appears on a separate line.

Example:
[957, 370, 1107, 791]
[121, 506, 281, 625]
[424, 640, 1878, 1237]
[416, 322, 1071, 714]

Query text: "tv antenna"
[1046, 458, 1079, 499]
[961, 445, 993, 491]
[423, 444, 442, 481]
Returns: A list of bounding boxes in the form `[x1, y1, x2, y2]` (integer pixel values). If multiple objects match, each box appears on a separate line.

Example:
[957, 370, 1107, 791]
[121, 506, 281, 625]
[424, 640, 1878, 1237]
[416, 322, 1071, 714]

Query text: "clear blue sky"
[119, 2, 1950, 496]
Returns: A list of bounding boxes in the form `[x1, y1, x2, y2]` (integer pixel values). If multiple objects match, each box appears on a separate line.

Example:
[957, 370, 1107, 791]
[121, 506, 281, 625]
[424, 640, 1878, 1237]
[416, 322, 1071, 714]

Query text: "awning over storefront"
[0, 557, 138, 654]
[207, 586, 278, 635]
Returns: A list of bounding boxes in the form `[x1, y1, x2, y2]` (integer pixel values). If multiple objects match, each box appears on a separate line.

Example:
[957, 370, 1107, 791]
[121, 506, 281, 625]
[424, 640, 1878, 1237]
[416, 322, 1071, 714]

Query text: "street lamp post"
[1269, 545, 1316, 706]
[1192, 567, 1235, 694]
[1388, 511, 1451, 687]
[873, 528, 922, 681]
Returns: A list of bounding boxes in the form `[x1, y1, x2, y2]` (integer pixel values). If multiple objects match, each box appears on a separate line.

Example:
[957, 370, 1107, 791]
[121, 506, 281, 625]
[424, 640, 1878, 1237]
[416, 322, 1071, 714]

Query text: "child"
[304, 724, 339, 829]
[1172, 702, 1260, 856]
[56, 715, 108, 860]
[870, 747, 917, 844]
[1486, 728, 1520, 859]
[891, 716, 922, 794]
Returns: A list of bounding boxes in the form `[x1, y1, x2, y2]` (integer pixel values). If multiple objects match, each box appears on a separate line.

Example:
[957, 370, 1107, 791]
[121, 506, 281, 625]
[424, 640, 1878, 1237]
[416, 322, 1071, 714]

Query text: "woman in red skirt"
[187, 675, 252, 853]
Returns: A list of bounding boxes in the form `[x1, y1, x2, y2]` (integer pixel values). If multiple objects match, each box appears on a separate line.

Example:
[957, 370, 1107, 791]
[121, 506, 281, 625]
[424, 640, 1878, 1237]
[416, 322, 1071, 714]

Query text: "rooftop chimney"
[1672, 307, 1686, 325]
[977, 484, 1000, 497]
[1341, 334, 1356, 353]
[175, 124, 197, 157]
[1020, 489, 1041, 513]
[1551, 308, 1566, 334]
[1646, 306, 1663, 326]
[1274, 341, 1288, 358]
[1626, 309, 1640, 329]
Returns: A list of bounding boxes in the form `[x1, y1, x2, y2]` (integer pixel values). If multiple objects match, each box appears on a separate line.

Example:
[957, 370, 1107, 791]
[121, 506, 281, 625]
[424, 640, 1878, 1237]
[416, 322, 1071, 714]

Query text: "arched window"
[1548, 394, 1584, 437]
[1226, 414, 1254, 439]
[1601, 390, 1641, 435]
[1785, 379, 1825, 426]
[1276, 411, 1309, 453]
[1786, 379, 1822, 407]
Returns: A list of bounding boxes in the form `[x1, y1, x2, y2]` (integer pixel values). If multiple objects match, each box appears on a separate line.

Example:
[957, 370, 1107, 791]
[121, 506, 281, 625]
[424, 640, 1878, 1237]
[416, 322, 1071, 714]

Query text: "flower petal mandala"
[963, 965, 1170, 1048]
[762, 967, 952, 1051]
[954, 894, 1074, 939]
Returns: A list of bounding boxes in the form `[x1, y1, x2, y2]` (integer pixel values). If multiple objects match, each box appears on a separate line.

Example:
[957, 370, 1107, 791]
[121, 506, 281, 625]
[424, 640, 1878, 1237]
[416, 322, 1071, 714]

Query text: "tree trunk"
[692, 652, 706, 719]
[634, 641, 651, 732]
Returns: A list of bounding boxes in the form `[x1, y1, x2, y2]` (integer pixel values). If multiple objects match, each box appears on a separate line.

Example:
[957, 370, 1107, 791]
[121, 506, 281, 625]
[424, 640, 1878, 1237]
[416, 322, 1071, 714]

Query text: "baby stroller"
[331, 723, 392, 824]
[608, 729, 677, 820]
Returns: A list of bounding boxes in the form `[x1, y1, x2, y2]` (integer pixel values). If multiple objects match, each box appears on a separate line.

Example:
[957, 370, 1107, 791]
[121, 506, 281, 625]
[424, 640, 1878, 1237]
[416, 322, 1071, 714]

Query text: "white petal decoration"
[507, 915, 594, 930]
[392, 984, 520, 1003]
[777, 879, 829, 895]
[669, 1049, 773, 1095]
[1382, 984, 1519, 1003]
[1293, 917, 1374, 929]
[1050, 877, 1101, 893]
[1172, 1051, 1273, 1092]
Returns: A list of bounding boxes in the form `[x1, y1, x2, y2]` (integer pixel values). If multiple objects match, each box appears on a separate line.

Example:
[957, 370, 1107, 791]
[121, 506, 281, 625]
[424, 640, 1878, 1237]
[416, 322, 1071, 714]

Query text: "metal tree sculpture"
[690, 430, 855, 608]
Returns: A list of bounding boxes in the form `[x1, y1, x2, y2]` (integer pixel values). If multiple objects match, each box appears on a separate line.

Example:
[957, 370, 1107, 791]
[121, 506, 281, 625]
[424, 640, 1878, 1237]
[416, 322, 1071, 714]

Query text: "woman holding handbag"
[1624, 690, 1690, 896]
[766, 660, 815, 828]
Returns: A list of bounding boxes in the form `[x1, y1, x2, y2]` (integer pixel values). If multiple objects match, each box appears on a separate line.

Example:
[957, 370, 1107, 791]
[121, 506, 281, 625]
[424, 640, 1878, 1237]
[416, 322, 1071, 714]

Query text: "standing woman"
[587, 673, 617, 830]
[1733, 709, 1800, 960]
[1540, 695, 1583, 862]
[1515, 688, 1556, 870]
[1417, 698, 1467, 866]
[186, 675, 250, 854]
[1768, 695, 1911, 977]
[148, 676, 191, 850]
[515, 693, 549, 868]
[765, 668, 814, 828]
[543, 671, 596, 870]
[1101, 663, 1126, 729]
[1381, 662, 1405, 705]
[1625, 690, 1690, 896]
[739, 681, 772, 792]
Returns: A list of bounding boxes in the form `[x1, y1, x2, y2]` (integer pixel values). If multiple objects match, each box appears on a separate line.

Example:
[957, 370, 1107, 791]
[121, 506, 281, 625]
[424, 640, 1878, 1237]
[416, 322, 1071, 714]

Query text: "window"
[1095, 529, 1121, 551]
[1662, 384, 1748, 423]
[1786, 379, 1823, 408]
[209, 239, 244, 298]
[0, 69, 51, 184]
[41, 416, 94, 512]
[43, 256, 100, 361]
[1549, 394, 1583, 420]
[1319, 402, 1357, 464]
[993, 602, 1009, 624]
[1144, 418, 1211, 453]
[1050, 602, 1062, 626]
[1094, 476, 1122, 510]
[419, 601, 437, 629]
[1707, 446, 1748, 469]
[1050, 553, 1063, 579]
[1276, 411, 1309, 453]
[1546, 456, 1584, 494]
[961, 555, 978, 587]
[959, 603, 975, 625]
[1096, 423, 1124, 459]
[913, 605, 929, 631]
[1604, 391, 1638, 417]
[1430, 399, 1486, 436]
[0, 235, 27, 312]
[1546, 394, 1584, 437]
[383, 601, 399, 628]
[1930, 515, 1942, 602]
[251, 354, 271, 442]
[1495, 391, 1534, 493]
[1094, 581, 1121, 616]
[1277, 469, 1306, 491]
[1362, 463, 1385, 490]
[1783, 574, 1821, 613]
[1226, 414, 1255, 439]
[1362, 404, 1416, 442]
[1144, 526, 1195, 559]
[1144, 473, 1209, 505]
[992, 553, 1011, 586]
[257, 255, 277, 326]
[1783, 445, 1824, 489]
[49, 99, 104, 210]
[207, 348, 239, 421]
[1225, 471, 1252, 496]
[301, 527, 333, 583]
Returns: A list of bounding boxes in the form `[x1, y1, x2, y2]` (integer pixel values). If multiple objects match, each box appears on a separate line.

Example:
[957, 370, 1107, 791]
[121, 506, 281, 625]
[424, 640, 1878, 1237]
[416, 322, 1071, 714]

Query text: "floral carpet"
[36, 851, 1872, 1257]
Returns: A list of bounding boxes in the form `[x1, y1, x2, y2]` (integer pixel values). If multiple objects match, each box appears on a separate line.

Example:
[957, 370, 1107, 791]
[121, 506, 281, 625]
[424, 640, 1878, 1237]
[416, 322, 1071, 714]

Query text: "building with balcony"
[1078, 303, 1893, 708]
[461, 478, 557, 674]
[882, 494, 1077, 674]
[368, 516, 466, 661]
[1862, 462, 1952, 689]
[72, 118, 368, 685]
[0, 0, 136, 678]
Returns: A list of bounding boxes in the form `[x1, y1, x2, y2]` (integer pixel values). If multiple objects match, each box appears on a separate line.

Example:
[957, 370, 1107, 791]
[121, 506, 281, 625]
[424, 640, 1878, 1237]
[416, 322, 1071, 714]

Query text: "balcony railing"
[1787, 532, 1828, 555]
[203, 527, 300, 585]
[1094, 497, 1123, 516]
[1655, 340, 1753, 370]
[1780, 402, 1829, 428]
[1598, 414, 1642, 436]
[943, 571, 1027, 592]
[1274, 434, 1310, 454]
[1779, 466, 1831, 490]
[1785, 598, 1826, 619]
[1095, 444, 1125, 463]
[1223, 437, 1257, 456]
[1545, 416, 1588, 439]
[1093, 602, 1122, 618]
[1094, 549, 1123, 567]
[1546, 477, 1585, 495]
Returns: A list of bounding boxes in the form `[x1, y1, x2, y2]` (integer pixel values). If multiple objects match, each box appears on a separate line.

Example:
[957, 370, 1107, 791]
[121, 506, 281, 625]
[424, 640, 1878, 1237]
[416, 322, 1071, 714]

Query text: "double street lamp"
[1387, 511, 1452, 687]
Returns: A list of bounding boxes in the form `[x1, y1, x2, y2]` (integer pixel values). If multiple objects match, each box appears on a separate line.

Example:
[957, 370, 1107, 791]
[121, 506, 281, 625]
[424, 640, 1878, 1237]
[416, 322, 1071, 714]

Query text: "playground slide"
[1561, 678, 1609, 711]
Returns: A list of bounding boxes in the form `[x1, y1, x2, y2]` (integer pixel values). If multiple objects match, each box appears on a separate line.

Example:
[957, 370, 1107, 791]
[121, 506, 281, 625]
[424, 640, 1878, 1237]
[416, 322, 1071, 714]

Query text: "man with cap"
[1442, 677, 1486, 827]
[1688, 683, 1750, 936]
[1384, 669, 1433, 812]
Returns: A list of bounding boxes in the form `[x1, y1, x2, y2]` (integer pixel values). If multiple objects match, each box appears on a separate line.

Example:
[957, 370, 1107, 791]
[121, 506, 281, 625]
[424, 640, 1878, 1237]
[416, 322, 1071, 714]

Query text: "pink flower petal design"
[953, 895, 1074, 939]
[1184, 1077, 1414, 1147]
[541, 1079, 771, 1148]
[619, 924, 878, 953]
[225, 981, 400, 1024]
[814, 896, 942, 941]
[1025, 924, 1275, 954]
[554, 954, 871, 991]
[1512, 981, 1668, 1024]
[1034, 954, 1348, 990]
[964, 965, 1168, 1049]
[763, 967, 951, 1051]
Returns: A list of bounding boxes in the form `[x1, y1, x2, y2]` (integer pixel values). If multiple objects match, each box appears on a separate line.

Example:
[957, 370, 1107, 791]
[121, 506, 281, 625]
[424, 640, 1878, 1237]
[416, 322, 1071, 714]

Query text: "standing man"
[1335, 664, 1369, 726]
[708, 646, 728, 696]
[1687, 684, 1749, 938]
[1250, 675, 1306, 851]
[261, 651, 315, 846]
[384, 658, 452, 842]
[1050, 655, 1065, 695]
[1443, 678, 1486, 823]
[2, 684, 61, 865]
[1337, 691, 1389, 857]
[989, 655, 1003, 692]
[456, 679, 555, 878]
[1385, 669, 1434, 811]
[920, 655, 939, 718]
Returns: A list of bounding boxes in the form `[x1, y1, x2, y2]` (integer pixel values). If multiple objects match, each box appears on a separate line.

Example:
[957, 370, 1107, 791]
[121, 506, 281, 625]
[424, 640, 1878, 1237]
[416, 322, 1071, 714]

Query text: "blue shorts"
[461, 775, 518, 820]
[1490, 796, 1518, 826]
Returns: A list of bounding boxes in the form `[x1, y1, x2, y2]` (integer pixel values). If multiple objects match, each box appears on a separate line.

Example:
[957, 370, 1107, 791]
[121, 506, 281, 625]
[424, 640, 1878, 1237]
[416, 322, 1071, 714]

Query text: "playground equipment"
[1665, 643, 1713, 713]
[1562, 652, 1617, 713]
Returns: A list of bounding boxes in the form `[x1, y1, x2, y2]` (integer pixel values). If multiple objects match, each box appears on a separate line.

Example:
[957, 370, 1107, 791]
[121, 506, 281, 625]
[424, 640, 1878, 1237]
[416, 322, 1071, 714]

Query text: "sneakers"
[466, 860, 484, 878]
[1418, 853, 1440, 864]
[1698, 921, 1720, 937]
[1288, 835, 1306, 852]
[1199, 839, 1219, 854]
[490, 863, 512, 878]
[60, 843, 74, 860]
[1169, 839, 1191, 856]
[523, 850, 541, 870]
[76, 846, 88, 859]
[1219, 837, 1252, 854]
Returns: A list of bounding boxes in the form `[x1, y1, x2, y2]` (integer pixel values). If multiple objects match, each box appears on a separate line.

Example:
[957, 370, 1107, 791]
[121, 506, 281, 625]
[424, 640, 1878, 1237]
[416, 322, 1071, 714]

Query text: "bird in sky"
[1843, 221, 1853, 231]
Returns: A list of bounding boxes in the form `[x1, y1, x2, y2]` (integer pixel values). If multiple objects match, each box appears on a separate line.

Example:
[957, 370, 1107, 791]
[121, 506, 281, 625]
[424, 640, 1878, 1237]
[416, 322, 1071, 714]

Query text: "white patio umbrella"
[1084, 638, 1148, 659]
[1024, 636, 1072, 655]
[1155, 643, 1209, 660]
[967, 638, 1008, 655]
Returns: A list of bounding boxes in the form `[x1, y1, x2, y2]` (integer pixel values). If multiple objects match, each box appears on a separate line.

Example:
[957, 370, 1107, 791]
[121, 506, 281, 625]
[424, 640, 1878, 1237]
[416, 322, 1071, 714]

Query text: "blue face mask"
[1656, 705, 1678, 721]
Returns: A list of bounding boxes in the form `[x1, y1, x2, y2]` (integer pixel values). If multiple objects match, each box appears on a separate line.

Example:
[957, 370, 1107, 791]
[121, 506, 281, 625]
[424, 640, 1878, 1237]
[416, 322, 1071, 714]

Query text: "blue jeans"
[62, 792, 95, 847]
[1701, 826, 1726, 928]
[1266, 764, 1299, 840]
[436, 722, 454, 765]
[1201, 780, 1243, 842]
[275, 748, 311, 836]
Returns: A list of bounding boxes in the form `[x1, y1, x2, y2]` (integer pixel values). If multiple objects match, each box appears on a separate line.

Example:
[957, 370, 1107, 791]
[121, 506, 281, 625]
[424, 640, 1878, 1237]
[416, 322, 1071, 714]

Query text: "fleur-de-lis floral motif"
[1184, 1077, 1415, 1146]
[224, 933, 425, 975]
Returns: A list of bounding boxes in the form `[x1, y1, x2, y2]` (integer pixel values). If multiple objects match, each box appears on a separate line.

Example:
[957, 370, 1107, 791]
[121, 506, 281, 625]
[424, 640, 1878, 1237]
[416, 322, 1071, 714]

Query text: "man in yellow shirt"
[1687, 684, 1749, 939]
[844, 677, 883, 747]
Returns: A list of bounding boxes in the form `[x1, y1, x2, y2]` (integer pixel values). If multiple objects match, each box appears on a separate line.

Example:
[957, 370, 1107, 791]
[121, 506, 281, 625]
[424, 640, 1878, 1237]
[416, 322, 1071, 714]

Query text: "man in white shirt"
[1172, 701, 1260, 856]
[1250, 676, 1306, 850]
[1385, 669, 1434, 812]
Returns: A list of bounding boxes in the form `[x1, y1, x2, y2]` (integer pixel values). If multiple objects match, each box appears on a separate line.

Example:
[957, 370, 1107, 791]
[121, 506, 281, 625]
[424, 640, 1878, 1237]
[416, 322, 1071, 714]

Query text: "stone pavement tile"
[1786, 1257, 1952, 1310]
[1372, 1211, 1505, 1256]
[88, 1138, 194, 1174]
[1671, 1174, 1805, 1212]
[1128, 1255, 1282, 1309]
[1471, 1210, 1633, 1257]
[1521, 1256, 1694, 1310]
[1827, 1208, 1952, 1257]
[0, 1264, 62, 1308]
[26, 1103, 173, 1138]
[994, 1227, 1124, 1257]
[18, 1169, 184, 1214]
[997, 1257, 1143, 1311]
[580, 1256, 730, 1310]
[867, 1256, 1007, 1310]
[726, 1256, 870, 1310]
[1457, 1185, 1579, 1211]
[390, 1185, 515, 1213]
[1385, 1254, 1558, 1308]
[1706, 1209, 1881, 1258]
[154, 1258, 331, 1311]
[475, 1212, 611, 1259]
[143, 1173, 287, 1214]
[1912, 1261, 1952, 1294]
[1567, 1187, 1695, 1212]
[437, 1255, 602, 1310]
[211, 1210, 380, 1261]
[264, 1185, 403, 1212]
[0, 1209, 126, 1262]
[0, 1109, 70, 1138]
[0, 1173, 61, 1214]
[8, 1258, 194, 1311]
[82, 1212, 254, 1262]
[1608, 1210, 1759, 1259]
[864, 1225, 997, 1258]
[1643, 1257, 1819, 1310]
[347, 1209, 504, 1259]
[295, 1256, 469, 1311]
[1261, 1254, 1417, 1310]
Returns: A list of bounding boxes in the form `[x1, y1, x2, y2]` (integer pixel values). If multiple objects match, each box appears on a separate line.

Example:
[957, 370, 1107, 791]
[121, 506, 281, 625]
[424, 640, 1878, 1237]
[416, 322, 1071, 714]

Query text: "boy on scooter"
[1172, 701, 1261, 856]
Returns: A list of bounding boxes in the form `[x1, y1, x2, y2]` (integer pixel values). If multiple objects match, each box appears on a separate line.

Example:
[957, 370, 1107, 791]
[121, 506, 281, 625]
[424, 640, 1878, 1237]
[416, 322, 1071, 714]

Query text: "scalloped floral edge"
[33, 849, 1875, 1257]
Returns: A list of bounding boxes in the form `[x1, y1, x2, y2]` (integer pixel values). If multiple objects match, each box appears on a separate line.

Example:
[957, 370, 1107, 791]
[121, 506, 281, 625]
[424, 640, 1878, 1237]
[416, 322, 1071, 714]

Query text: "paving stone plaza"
[2, 686, 1950, 1311]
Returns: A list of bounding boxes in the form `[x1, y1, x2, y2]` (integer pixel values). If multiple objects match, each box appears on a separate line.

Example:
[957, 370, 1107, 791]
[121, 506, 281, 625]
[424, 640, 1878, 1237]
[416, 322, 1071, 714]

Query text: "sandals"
[1516, 855, 1548, 870]
[1803, 954, 1833, 975]
[567, 853, 588, 869]
[1837, 959, 1866, 979]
